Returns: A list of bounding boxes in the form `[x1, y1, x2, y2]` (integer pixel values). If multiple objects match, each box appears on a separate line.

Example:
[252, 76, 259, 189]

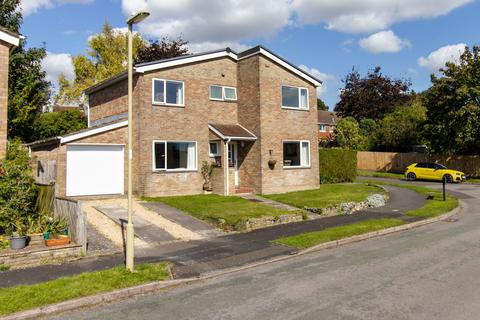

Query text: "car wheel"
[407, 172, 416, 181]
[443, 174, 453, 183]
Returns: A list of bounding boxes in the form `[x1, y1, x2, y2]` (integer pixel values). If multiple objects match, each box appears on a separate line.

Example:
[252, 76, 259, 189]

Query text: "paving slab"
[238, 194, 299, 211]
[94, 205, 176, 243]
[140, 202, 222, 238]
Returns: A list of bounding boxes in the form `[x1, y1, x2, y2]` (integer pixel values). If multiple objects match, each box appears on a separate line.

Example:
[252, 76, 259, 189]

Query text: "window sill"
[281, 106, 309, 111]
[152, 103, 185, 108]
[283, 166, 311, 170]
[152, 169, 197, 173]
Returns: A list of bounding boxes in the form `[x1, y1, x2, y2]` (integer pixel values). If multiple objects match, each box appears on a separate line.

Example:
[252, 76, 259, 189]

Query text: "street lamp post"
[126, 11, 149, 272]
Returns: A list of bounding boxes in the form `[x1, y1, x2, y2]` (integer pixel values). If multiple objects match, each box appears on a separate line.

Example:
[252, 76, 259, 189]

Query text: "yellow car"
[405, 162, 466, 183]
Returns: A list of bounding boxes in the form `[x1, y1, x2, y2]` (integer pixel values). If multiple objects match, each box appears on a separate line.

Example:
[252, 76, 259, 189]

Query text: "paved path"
[51, 180, 479, 320]
[238, 194, 300, 211]
[0, 185, 423, 288]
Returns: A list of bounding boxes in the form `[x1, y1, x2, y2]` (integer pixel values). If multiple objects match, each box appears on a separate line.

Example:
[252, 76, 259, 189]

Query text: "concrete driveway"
[50, 180, 480, 320]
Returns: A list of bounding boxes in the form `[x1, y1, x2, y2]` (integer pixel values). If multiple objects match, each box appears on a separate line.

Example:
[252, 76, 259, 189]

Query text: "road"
[50, 181, 480, 320]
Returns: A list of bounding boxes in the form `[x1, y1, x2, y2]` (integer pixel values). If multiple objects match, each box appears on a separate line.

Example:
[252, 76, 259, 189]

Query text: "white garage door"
[66, 145, 124, 196]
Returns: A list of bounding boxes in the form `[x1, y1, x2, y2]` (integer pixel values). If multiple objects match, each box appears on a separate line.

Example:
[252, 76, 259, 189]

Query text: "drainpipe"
[225, 138, 231, 196]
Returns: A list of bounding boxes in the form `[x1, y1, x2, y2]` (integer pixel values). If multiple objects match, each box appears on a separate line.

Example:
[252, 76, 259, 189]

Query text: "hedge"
[319, 148, 357, 184]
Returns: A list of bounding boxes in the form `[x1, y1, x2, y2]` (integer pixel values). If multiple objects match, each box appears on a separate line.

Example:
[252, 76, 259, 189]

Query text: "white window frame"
[319, 124, 327, 132]
[281, 85, 309, 110]
[152, 140, 198, 172]
[209, 85, 237, 102]
[209, 141, 220, 157]
[152, 78, 185, 107]
[282, 140, 311, 169]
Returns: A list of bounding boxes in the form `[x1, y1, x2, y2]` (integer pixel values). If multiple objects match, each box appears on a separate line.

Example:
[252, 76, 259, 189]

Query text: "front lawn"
[143, 194, 295, 231]
[273, 218, 405, 249]
[0, 262, 170, 316]
[262, 183, 383, 209]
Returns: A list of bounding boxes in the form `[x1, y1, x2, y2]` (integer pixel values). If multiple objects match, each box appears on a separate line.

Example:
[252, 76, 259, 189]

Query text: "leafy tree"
[1, 1, 51, 142]
[358, 118, 377, 137]
[32, 110, 87, 141]
[56, 23, 146, 105]
[317, 98, 328, 111]
[333, 117, 367, 150]
[335, 67, 412, 120]
[0, 0, 22, 32]
[135, 37, 190, 64]
[372, 98, 426, 152]
[423, 46, 480, 155]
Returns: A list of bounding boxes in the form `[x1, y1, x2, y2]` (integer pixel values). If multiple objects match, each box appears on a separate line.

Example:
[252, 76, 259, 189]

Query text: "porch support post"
[225, 138, 231, 196]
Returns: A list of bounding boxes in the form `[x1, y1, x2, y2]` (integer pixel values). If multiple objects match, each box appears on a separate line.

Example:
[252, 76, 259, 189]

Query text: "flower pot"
[43, 232, 50, 240]
[10, 236, 27, 250]
[45, 236, 71, 247]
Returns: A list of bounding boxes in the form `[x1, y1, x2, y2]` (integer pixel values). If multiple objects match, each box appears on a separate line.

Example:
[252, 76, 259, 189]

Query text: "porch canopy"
[208, 123, 257, 141]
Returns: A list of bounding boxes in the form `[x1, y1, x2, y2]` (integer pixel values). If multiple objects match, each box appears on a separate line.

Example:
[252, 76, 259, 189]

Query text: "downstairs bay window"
[153, 141, 197, 171]
[283, 140, 310, 168]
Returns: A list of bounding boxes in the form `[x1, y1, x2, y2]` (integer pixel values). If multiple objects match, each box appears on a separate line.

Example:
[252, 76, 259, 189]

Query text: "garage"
[66, 144, 125, 196]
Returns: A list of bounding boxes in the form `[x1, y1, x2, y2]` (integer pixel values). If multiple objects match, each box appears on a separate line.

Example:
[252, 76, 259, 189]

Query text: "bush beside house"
[319, 148, 357, 183]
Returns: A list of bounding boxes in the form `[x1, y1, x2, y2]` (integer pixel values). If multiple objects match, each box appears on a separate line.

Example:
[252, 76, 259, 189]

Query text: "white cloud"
[188, 42, 250, 54]
[299, 65, 334, 97]
[293, 0, 472, 33]
[21, 0, 93, 16]
[359, 30, 411, 54]
[418, 43, 466, 71]
[42, 52, 74, 86]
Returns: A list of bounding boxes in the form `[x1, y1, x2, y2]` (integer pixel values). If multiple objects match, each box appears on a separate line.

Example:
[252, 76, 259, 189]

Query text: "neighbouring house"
[318, 110, 339, 142]
[28, 46, 322, 197]
[0, 27, 21, 158]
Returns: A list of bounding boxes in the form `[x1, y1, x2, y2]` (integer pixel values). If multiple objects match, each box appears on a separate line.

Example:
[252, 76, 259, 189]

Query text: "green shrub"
[319, 148, 357, 184]
[0, 140, 38, 235]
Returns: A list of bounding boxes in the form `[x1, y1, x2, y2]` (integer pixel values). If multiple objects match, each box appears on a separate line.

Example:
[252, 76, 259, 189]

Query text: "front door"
[228, 142, 239, 187]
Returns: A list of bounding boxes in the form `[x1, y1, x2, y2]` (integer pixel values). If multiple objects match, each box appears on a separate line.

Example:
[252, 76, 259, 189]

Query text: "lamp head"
[127, 11, 150, 25]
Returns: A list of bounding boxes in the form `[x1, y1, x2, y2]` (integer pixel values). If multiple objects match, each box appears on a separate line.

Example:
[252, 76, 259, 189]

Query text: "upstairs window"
[152, 79, 184, 106]
[283, 140, 310, 168]
[282, 85, 308, 110]
[210, 85, 237, 101]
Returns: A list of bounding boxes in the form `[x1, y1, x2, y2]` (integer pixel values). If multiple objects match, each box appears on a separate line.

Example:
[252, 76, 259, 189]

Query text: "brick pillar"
[0, 42, 10, 159]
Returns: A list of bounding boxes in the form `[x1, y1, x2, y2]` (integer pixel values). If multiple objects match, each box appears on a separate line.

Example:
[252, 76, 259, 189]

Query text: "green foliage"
[0, 0, 22, 32]
[319, 148, 357, 183]
[0, 236, 9, 249]
[317, 98, 328, 111]
[0, 141, 38, 235]
[336, 67, 412, 120]
[135, 36, 190, 64]
[201, 161, 214, 191]
[371, 97, 427, 152]
[423, 46, 480, 155]
[56, 23, 146, 105]
[32, 110, 87, 141]
[333, 117, 368, 150]
[8, 45, 51, 142]
[273, 218, 405, 249]
[358, 118, 377, 137]
[0, 262, 170, 316]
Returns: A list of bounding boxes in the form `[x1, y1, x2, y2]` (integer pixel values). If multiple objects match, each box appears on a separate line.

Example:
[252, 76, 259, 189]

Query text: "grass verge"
[0, 262, 170, 316]
[357, 170, 404, 179]
[143, 194, 295, 231]
[273, 218, 405, 249]
[262, 183, 383, 209]
[361, 180, 459, 218]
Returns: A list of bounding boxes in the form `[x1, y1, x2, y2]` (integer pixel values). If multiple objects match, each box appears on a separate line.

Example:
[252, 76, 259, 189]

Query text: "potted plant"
[10, 231, 27, 250]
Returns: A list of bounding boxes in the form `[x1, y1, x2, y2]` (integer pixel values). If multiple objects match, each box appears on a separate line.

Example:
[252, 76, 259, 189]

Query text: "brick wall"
[0, 42, 10, 159]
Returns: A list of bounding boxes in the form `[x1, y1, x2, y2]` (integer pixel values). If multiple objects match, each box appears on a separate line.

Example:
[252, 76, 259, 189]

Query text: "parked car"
[405, 162, 466, 183]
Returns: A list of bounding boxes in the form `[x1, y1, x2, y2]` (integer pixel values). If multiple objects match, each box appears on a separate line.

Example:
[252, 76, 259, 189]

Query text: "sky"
[20, 0, 480, 109]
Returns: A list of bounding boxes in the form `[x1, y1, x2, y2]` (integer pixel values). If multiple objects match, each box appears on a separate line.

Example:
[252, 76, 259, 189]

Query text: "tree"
[422, 46, 480, 155]
[135, 37, 190, 64]
[56, 23, 146, 105]
[0, 0, 22, 32]
[335, 67, 412, 120]
[1, 1, 51, 142]
[371, 97, 426, 152]
[333, 117, 367, 150]
[32, 110, 87, 141]
[317, 98, 328, 111]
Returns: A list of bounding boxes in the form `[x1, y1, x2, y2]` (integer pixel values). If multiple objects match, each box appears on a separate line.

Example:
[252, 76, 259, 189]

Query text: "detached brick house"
[318, 110, 339, 141]
[0, 27, 21, 158]
[29, 46, 322, 197]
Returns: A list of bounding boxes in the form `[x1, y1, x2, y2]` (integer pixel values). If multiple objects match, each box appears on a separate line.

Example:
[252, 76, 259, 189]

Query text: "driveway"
[49, 181, 480, 320]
